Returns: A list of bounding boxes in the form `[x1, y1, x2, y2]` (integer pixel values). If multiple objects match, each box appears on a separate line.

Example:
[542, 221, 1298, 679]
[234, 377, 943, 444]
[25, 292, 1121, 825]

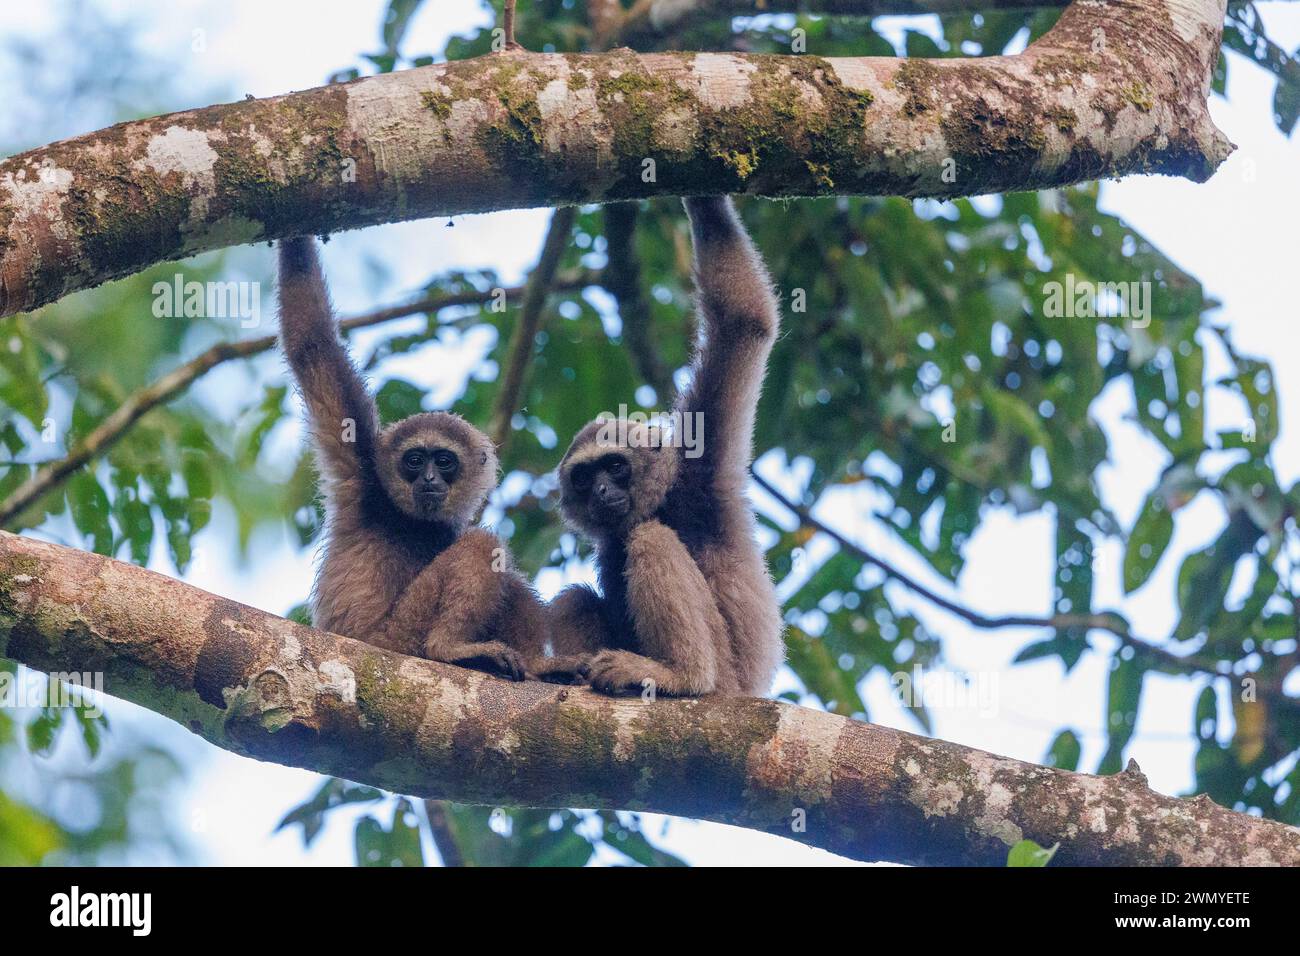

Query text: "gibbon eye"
[402, 449, 425, 471]
[433, 450, 459, 475]
[571, 466, 593, 494]
[608, 459, 631, 483]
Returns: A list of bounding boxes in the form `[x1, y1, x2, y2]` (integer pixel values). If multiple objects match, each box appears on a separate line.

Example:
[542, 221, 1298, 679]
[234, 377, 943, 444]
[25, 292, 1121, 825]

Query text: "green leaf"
[904, 31, 945, 58]
[1045, 729, 1082, 771]
[1173, 510, 1259, 640]
[1099, 656, 1145, 774]
[25, 706, 62, 757]
[0, 792, 63, 865]
[380, 0, 423, 58]
[1123, 491, 1173, 594]
[1272, 52, 1300, 135]
[67, 470, 113, 555]
[1194, 686, 1218, 741]
[74, 706, 107, 759]
[983, 386, 1052, 453]
[277, 777, 384, 848]
[352, 801, 429, 867]
[1007, 839, 1058, 867]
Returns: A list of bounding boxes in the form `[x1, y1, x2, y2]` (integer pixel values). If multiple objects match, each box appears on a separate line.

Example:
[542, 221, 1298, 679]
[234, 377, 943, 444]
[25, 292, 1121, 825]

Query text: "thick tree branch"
[0, 0, 1231, 318]
[2, 530, 1296, 866]
[0, 269, 599, 529]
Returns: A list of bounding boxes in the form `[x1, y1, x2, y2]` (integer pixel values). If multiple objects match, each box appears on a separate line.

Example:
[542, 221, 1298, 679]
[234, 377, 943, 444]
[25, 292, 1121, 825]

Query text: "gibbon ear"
[481, 451, 489, 465]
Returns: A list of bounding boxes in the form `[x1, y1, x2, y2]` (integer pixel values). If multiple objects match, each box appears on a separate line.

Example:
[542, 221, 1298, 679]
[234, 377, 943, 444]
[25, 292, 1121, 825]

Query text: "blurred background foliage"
[1, 0, 1297, 865]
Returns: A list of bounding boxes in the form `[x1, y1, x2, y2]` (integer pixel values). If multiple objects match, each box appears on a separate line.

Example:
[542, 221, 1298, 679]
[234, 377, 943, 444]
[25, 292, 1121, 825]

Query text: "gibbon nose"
[419, 473, 448, 500]
[594, 476, 629, 514]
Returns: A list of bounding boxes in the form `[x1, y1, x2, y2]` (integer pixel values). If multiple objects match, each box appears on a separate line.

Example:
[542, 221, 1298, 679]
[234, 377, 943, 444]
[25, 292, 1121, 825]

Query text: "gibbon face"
[376, 411, 498, 529]
[558, 419, 677, 537]
[568, 451, 633, 526]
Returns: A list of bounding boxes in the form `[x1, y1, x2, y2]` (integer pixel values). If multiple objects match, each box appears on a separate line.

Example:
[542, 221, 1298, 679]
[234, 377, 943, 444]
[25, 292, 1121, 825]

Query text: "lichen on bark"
[1, 0, 1234, 318]
[2, 530, 1297, 866]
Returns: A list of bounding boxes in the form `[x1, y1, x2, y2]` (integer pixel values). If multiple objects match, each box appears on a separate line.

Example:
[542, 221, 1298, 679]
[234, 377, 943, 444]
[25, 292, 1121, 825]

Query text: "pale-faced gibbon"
[278, 237, 573, 681]
[550, 197, 784, 697]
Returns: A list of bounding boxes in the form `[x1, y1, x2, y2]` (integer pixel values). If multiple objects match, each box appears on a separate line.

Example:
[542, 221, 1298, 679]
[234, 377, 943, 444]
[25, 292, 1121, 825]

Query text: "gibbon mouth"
[592, 497, 630, 522]
[415, 488, 447, 513]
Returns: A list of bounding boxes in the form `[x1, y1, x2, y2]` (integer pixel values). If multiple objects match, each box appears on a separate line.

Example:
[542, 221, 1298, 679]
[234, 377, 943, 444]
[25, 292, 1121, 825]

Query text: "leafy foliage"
[276, 778, 686, 866]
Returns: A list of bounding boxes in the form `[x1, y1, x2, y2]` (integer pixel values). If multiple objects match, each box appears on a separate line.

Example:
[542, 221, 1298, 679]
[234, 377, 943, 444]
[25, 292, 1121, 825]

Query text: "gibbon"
[278, 236, 576, 681]
[550, 197, 784, 696]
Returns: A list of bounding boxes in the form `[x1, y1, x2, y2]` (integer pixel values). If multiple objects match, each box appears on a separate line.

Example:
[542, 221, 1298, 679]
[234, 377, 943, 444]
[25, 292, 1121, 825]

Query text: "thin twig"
[422, 799, 466, 867]
[748, 468, 1227, 677]
[489, 206, 578, 451]
[603, 203, 676, 401]
[0, 272, 595, 528]
[501, 0, 521, 50]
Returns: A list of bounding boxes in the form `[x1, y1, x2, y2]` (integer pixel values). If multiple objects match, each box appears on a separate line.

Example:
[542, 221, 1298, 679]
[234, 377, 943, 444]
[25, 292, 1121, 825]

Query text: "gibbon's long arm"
[277, 238, 379, 486]
[677, 198, 780, 493]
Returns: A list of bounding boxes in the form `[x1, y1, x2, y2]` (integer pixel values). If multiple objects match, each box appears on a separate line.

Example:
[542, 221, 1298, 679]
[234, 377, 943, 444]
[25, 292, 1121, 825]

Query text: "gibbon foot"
[430, 640, 527, 681]
[586, 650, 697, 697]
[528, 654, 592, 685]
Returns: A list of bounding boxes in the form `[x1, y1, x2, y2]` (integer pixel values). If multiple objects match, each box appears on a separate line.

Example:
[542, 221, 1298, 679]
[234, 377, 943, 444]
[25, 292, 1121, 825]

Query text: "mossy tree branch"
[2, 530, 1297, 866]
[0, 0, 1231, 318]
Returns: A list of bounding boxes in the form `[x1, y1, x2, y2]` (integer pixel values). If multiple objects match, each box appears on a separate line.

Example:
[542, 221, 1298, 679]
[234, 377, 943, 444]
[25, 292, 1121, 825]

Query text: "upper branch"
[0, 0, 1231, 317]
[2, 529, 1296, 866]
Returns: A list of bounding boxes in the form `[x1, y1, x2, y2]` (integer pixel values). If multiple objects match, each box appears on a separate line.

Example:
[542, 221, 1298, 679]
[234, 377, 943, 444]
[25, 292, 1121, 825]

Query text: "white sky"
[4, 0, 1299, 866]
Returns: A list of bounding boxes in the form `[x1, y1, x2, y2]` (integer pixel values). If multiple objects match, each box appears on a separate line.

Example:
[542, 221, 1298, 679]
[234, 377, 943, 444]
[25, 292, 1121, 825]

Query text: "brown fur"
[551, 197, 784, 697]
[278, 236, 560, 681]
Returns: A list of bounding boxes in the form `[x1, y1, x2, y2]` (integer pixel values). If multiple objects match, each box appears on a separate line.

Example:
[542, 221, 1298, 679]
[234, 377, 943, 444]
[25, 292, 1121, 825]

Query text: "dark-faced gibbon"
[278, 236, 567, 681]
[550, 197, 784, 697]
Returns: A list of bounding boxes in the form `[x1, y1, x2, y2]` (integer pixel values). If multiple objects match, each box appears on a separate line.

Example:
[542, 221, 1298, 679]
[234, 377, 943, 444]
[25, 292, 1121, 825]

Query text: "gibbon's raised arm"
[552, 198, 785, 697]
[677, 198, 780, 490]
[277, 237, 379, 486]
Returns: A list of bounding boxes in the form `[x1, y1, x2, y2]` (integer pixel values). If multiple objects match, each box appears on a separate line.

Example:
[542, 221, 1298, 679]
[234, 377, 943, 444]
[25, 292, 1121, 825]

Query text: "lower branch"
[1, 531, 1295, 865]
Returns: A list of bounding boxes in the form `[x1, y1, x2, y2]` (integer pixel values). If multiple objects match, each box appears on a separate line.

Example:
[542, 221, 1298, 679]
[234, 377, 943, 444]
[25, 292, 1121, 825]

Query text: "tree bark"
[0, 0, 1230, 318]
[2, 530, 1295, 866]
